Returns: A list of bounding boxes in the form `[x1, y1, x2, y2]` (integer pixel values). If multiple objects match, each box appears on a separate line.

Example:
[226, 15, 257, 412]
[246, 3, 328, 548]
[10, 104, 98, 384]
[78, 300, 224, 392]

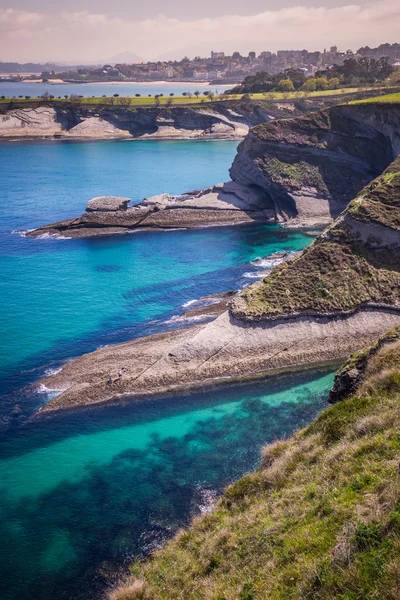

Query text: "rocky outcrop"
[0, 102, 273, 140]
[231, 156, 400, 321]
[230, 103, 400, 224]
[27, 184, 277, 238]
[36, 154, 400, 414]
[329, 325, 400, 402]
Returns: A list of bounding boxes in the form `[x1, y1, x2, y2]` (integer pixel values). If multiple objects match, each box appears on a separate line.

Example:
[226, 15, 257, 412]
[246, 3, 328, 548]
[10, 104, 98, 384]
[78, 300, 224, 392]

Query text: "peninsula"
[37, 151, 400, 414]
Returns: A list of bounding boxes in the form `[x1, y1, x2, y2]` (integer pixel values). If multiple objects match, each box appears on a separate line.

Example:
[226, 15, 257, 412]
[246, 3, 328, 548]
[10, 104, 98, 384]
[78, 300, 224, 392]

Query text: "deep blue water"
[0, 138, 335, 600]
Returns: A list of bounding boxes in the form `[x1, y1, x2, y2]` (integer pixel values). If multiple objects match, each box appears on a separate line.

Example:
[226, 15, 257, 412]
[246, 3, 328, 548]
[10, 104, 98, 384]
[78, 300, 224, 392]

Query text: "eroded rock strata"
[0, 102, 273, 140]
[27, 103, 400, 237]
[230, 102, 400, 225]
[37, 158, 400, 414]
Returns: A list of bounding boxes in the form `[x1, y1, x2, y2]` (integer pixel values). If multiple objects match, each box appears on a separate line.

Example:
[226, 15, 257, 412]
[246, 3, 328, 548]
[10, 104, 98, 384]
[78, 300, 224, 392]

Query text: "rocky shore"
[26, 184, 277, 238]
[26, 102, 400, 237]
[36, 154, 400, 415]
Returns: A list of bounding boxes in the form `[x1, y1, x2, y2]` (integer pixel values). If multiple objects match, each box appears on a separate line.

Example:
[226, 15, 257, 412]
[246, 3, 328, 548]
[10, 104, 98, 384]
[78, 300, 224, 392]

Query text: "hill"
[110, 325, 400, 600]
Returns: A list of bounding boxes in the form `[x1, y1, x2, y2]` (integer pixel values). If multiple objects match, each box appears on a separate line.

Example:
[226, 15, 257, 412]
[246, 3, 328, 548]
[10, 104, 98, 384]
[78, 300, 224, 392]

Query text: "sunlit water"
[0, 138, 334, 600]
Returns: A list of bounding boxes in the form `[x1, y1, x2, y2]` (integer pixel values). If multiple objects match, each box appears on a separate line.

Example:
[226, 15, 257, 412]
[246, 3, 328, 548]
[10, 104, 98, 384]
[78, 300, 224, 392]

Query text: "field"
[0, 86, 384, 107]
[350, 91, 400, 105]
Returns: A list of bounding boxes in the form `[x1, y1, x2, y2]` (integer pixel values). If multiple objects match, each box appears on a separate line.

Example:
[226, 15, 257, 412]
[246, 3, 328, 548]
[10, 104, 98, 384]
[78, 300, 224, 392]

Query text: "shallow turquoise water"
[0, 138, 332, 600]
[0, 370, 335, 600]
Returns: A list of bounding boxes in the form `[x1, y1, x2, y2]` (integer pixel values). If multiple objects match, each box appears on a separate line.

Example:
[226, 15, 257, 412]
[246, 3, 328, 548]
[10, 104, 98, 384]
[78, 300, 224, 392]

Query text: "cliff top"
[350, 91, 400, 105]
[110, 328, 400, 600]
[230, 156, 400, 321]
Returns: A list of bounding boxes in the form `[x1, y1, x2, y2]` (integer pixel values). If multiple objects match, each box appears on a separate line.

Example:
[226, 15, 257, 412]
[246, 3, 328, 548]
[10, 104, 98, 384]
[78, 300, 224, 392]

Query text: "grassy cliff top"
[350, 91, 400, 105]
[347, 158, 400, 230]
[110, 329, 400, 600]
[230, 157, 400, 321]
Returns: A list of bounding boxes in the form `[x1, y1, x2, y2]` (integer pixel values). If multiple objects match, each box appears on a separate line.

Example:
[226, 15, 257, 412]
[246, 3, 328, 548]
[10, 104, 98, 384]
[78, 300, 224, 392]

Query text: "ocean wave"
[37, 383, 66, 395]
[182, 297, 222, 308]
[43, 367, 62, 377]
[243, 272, 265, 279]
[11, 229, 34, 237]
[164, 314, 208, 325]
[250, 254, 288, 269]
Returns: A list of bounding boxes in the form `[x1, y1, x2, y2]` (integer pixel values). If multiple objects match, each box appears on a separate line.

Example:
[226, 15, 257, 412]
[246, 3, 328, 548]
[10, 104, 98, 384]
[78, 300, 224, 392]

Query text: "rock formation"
[26, 102, 400, 237]
[36, 156, 400, 414]
[0, 102, 273, 140]
[230, 103, 400, 225]
[27, 184, 276, 238]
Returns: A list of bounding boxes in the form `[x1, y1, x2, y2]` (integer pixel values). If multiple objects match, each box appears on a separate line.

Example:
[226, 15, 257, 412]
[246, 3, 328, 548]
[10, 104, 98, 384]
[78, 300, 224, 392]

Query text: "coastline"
[36, 306, 400, 416]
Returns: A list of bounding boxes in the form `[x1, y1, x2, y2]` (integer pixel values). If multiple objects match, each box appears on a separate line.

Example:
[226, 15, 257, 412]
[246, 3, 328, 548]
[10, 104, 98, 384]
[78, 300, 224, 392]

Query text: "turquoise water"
[0, 138, 332, 600]
[0, 370, 335, 600]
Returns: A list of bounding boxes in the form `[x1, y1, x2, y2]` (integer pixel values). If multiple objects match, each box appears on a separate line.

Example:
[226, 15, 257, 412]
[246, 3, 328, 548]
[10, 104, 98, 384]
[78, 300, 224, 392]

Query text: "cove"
[0, 368, 335, 600]
[0, 139, 311, 415]
[0, 137, 327, 600]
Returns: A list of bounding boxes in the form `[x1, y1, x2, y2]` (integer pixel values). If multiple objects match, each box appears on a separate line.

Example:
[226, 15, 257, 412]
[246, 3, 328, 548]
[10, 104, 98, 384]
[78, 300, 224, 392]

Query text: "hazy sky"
[0, 0, 399, 63]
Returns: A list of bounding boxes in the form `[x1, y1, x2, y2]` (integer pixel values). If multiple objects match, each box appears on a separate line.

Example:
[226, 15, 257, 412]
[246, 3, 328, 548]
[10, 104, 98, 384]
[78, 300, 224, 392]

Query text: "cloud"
[0, 0, 399, 63]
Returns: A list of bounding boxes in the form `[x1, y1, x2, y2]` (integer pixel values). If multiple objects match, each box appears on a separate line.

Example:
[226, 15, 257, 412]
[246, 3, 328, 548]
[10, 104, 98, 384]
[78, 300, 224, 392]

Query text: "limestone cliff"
[230, 103, 400, 225]
[0, 102, 273, 140]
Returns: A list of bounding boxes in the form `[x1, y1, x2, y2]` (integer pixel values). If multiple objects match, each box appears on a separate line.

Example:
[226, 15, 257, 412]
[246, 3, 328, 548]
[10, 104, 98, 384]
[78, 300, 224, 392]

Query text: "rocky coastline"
[35, 150, 400, 415]
[25, 102, 400, 237]
[0, 102, 273, 141]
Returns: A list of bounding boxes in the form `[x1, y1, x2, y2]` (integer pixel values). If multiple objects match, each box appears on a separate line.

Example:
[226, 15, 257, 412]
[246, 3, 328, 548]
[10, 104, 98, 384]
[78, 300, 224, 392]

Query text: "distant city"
[1, 43, 399, 84]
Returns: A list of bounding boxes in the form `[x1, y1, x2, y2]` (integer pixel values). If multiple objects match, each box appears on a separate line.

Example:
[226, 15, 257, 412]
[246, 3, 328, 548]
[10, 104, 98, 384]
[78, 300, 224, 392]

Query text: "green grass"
[350, 92, 400, 105]
[109, 332, 400, 600]
[0, 86, 384, 107]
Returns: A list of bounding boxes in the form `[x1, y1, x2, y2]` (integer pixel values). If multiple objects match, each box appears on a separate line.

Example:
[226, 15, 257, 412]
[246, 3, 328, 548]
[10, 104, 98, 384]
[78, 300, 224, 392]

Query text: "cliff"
[0, 102, 273, 140]
[36, 158, 400, 414]
[231, 155, 400, 321]
[26, 101, 400, 238]
[230, 102, 400, 225]
[110, 326, 400, 599]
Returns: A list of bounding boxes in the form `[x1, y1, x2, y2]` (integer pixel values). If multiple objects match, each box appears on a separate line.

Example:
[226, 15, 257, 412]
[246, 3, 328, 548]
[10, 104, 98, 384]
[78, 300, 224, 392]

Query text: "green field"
[0, 86, 383, 107]
[350, 91, 400, 105]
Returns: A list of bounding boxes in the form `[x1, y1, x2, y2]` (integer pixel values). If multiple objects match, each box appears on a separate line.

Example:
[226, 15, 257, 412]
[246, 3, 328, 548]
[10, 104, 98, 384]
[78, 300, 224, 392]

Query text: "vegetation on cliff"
[109, 327, 400, 600]
[231, 157, 400, 320]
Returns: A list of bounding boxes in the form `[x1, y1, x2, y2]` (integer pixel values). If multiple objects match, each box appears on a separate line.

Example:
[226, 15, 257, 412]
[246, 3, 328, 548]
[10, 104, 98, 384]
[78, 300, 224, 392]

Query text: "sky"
[0, 0, 399, 63]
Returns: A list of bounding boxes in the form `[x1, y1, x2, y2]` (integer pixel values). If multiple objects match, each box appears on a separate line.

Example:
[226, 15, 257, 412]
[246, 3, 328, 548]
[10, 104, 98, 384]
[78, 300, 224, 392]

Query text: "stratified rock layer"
[230, 103, 400, 224]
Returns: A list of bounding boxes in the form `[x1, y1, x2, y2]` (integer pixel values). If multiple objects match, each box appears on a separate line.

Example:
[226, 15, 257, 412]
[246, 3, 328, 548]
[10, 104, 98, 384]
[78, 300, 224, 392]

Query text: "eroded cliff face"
[231, 155, 400, 321]
[0, 102, 273, 140]
[230, 103, 400, 224]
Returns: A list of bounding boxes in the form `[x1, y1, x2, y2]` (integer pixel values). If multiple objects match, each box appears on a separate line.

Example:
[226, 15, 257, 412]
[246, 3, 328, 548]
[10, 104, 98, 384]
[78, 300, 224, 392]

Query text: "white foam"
[37, 383, 66, 395]
[243, 272, 265, 279]
[182, 297, 222, 309]
[250, 257, 285, 268]
[164, 314, 208, 325]
[12, 229, 34, 237]
[44, 367, 62, 377]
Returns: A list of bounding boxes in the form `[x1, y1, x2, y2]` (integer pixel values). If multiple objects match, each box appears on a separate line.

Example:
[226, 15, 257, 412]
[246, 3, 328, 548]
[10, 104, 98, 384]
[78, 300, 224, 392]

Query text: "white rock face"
[0, 107, 61, 132]
[86, 196, 131, 212]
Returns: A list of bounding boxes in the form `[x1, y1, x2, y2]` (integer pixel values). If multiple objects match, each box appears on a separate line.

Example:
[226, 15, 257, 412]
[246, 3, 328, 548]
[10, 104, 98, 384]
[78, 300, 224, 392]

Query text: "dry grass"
[111, 335, 400, 599]
[108, 579, 148, 600]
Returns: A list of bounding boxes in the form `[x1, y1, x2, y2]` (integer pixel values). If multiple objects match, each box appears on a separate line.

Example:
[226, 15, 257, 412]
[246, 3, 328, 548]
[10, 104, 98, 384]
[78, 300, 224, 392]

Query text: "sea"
[0, 137, 336, 600]
[0, 81, 233, 99]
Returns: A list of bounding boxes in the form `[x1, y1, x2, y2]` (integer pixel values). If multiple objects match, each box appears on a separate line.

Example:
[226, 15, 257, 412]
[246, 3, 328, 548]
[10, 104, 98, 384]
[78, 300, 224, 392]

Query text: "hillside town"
[1, 43, 399, 84]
